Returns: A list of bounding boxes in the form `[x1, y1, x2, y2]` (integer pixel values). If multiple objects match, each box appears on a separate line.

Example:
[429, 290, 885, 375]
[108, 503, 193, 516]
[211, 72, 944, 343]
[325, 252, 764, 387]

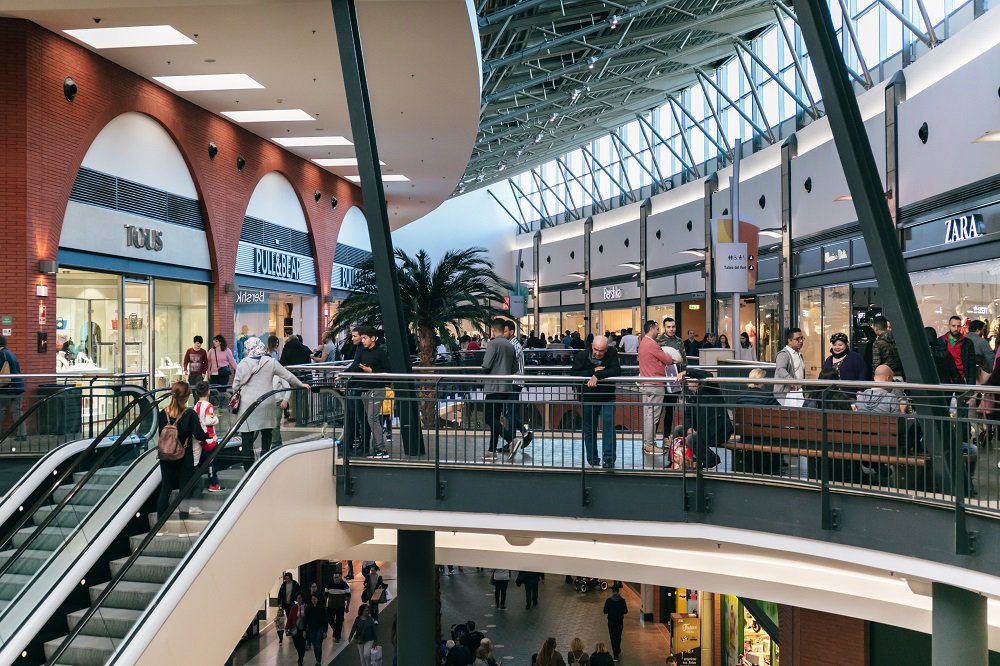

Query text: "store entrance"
[123, 279, 150, 376]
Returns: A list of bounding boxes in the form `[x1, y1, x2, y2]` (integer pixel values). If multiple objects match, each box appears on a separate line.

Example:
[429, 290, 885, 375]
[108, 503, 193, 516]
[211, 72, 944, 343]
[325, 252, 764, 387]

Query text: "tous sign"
[124, 224, 163, 252]
[254, 248, 301, 281]
[602, 286, 623, 300]
[944, 214, 984, 245]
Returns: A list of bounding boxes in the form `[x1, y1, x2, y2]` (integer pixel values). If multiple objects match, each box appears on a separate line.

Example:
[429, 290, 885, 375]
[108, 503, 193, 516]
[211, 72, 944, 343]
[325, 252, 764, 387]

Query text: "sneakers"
[498, 443, 512, 454]
[602, 460, 615, 469]
[367, 450, 390, 459]
[507, 437, 522, 460]
[187, 506, 204, 516]
[207, 484, 224, 492]
[642, 443, 655, 454]
[521, 430, 534, 448]
[483, 451, 497, 460]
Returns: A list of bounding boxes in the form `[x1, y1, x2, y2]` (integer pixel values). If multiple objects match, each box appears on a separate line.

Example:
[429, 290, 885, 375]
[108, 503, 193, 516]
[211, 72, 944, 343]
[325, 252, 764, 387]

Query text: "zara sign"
[943, 214, 985, 245]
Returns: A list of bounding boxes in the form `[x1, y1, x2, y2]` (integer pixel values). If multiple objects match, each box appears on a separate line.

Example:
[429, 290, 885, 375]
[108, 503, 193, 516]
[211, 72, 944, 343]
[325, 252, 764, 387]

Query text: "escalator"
[0, 386, 358, 666]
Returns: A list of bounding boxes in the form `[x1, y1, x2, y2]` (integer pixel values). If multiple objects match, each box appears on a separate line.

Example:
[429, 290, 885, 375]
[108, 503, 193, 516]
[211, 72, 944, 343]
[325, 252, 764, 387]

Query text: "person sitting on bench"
[853, 365, 905, 414]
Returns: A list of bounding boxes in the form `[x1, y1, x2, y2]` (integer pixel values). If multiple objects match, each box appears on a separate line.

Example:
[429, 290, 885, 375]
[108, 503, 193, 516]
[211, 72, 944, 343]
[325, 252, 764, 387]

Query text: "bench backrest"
[734, 406, 899, 448]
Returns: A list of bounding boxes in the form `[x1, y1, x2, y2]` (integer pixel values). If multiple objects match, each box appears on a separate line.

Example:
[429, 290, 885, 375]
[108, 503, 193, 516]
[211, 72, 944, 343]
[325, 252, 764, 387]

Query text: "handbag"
[214, 350, 232, 380]
[229, 357, 268, 414]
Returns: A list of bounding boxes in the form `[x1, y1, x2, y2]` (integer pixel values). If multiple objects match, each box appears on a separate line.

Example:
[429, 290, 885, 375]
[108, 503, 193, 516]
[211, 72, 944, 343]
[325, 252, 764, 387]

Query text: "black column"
[791, 0, 937, 388]
[397, 529, 436, 665]
[779, 134, 797, 331]
[331, 0, 423, 454]
[703, 173, 718, 333]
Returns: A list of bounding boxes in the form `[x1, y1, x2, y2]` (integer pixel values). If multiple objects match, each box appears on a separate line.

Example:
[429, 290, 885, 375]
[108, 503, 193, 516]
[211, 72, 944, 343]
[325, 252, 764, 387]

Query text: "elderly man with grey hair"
[572, 334, 622, 468]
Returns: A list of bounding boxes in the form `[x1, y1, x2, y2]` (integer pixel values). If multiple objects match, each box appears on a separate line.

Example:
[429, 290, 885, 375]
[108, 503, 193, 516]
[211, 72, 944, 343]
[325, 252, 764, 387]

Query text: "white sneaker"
[187, 506, 204, 516]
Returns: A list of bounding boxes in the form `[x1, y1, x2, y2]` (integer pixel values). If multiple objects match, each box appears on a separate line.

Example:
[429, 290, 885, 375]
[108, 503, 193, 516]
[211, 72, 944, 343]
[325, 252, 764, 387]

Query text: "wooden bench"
[727, 406, 931, 487]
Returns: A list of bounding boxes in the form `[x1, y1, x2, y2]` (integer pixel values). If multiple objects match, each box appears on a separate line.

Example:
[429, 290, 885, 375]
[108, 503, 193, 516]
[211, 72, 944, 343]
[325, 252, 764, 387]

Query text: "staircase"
[44, 468, 247, 666]
[0, 466, 131, 616]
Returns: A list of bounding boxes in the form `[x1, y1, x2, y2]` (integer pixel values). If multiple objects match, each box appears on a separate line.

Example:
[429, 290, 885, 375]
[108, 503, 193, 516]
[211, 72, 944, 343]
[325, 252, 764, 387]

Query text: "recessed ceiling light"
[972, 131, 1000, 143]
[153, 74, 264, 91]
[272, 136, 353, 147]
[312, 158, 385, 167]
[64, 25, 196, 49]
[346, 175, 410, 182]
[222, 109, 314, 122]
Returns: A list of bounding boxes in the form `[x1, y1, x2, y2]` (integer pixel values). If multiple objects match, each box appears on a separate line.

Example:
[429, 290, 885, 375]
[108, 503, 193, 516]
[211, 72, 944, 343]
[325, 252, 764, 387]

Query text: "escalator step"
[129, 532, 196, 558]
[32, 505, 92, 528]
[43, 634, 117, 666]
[0, 573, 33, 600]
[52, 483, 115, 506]
[88, 581, 160, 611]
[71, 467, 129, 484]
[12, 525, 74, 550]
[68, 606, 142, 639]
[0, 549, 53, 576]
[109, 555, 183, 584]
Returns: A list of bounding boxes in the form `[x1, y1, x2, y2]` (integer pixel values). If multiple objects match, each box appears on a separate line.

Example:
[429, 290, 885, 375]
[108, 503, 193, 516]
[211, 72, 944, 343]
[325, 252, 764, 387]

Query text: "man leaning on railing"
[572, 335, 621, 469]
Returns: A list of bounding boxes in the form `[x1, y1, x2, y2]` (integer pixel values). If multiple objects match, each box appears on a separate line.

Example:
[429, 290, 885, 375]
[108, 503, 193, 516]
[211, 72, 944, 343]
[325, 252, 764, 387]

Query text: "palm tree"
[330, 247, 511, 368]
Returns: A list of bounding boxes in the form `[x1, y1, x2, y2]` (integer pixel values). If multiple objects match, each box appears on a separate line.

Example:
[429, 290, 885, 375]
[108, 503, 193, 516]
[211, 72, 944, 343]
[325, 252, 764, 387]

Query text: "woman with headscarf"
[822, 332, 869, 383]
[232, 337, 309, 470]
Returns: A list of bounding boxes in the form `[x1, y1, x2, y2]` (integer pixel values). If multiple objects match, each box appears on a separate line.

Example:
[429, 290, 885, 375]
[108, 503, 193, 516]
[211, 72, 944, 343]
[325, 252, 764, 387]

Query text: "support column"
[331, 0, 423, 454]
[885, 71, 906, 237]
[639, 199, 650, 321]
[932, 583, 987, 666]
[703, 174, 719, 334]
[397, 529, 437, 666]
[532, 231, 541, 332]
[780, 134, 797, 331]
[584, 218, 593, 337]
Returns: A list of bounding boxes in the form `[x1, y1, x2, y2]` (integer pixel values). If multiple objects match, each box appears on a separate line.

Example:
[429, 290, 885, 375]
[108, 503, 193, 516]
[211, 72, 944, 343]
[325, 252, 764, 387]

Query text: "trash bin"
[37, 384, 83, 436]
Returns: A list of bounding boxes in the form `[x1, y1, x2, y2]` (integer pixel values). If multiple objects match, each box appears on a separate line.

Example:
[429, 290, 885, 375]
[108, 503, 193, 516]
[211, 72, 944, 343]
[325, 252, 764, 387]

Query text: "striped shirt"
[509, 335, 526, 384]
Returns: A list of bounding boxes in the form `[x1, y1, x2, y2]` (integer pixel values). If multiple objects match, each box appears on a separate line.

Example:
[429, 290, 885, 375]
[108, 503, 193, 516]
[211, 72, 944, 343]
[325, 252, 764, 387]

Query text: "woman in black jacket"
[156, 381, 207, 521]
[681, 370, 730, 468]
[305, 593, 327, 665]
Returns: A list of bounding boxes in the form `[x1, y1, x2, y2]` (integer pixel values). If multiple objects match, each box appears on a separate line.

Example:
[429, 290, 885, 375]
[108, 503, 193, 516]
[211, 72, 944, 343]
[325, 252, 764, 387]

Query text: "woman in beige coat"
[232, 337, 308, 468]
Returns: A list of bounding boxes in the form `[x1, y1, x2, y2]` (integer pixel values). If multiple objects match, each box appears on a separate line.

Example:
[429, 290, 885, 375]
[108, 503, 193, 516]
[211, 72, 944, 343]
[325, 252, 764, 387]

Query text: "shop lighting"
[834, 195, 853, 202]
[153, 74, 263, 91]
[38, 260, 58, 275]
[345, 175, 410, 183]
[758, 230, 783, 238]
[568, 272, 587, 279]
[973, 131, 1000, 143]
[312, 158, 385, 167]
[587, 56, 598, 70]
[222, 109, 314, 123]
[519, 280, 536, 285]
[273, 136, 353, 147]
[679, 249, 705, 258]
[619, 262, 642, 270]
[64, 25, 195, 49]
[609, 15, 620, 29]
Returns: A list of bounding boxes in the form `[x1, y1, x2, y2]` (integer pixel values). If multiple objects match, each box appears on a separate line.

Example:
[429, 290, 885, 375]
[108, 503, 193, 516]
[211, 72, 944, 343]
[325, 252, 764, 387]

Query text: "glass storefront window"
[912, 262, 1000, 338]
[562, 311, 586, 339]
[597, 307, 640, 336]
[154, 280, 209, 387]
[538, 313, 561, 342]
[647, 304, 676, 326]
[56, 269, 122, 373]
[822, 283, 851, 362]
[123, 280, 150, 375]
[798, 287, 823, 377]
[756, 293, 781, 362]
[234, 292, 319, 358]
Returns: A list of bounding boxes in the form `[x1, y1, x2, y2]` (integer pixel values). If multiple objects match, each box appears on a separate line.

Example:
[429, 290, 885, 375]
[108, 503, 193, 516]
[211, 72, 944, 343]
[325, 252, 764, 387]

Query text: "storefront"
[234, 173, 319, 357]
[55, 114, 212, 385]
[721, 595, 779, 666]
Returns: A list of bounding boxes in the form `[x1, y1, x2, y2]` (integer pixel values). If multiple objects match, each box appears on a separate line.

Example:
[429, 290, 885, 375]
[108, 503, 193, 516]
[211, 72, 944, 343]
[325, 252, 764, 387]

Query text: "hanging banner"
[716, 242, 749, 292]
[715, 218, 760, 290]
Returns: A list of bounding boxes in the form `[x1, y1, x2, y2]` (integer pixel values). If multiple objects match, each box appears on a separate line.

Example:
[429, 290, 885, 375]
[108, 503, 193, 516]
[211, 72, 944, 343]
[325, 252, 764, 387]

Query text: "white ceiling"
[0, 0, 482, 228]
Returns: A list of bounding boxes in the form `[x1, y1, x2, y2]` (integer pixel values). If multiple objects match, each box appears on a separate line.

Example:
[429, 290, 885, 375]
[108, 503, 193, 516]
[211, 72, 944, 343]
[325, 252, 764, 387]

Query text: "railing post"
[434, 378, 445, 500]
[343, 378, 353, 497]
[694, 383, 708, 513]
[88, 378, 95, 438]
[952, 397, 971, 554]
[820, 393, 835, 530]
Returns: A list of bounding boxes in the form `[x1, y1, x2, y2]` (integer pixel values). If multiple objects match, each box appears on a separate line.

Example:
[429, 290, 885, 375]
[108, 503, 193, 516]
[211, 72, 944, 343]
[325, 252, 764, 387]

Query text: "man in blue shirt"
[0, 335, 26, 441]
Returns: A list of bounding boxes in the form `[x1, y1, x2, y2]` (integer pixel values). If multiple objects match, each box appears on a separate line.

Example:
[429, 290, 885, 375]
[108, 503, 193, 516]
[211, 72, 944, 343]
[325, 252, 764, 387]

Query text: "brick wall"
[778, 605, 868, 666]
[1, 18, 362, 372]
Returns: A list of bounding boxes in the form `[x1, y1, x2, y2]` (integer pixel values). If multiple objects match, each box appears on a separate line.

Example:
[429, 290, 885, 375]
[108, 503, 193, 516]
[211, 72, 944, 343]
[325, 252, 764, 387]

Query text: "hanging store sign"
[715, 242, 749, 292]
[235, 289, 267, 305]
[944, 214, 985, 244]
[253, 248, 301, 281]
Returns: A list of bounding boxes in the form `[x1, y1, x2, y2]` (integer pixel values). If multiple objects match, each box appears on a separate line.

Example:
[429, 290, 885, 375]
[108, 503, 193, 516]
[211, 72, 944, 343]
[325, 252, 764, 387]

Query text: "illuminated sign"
[944, 214, 984, 244]
[253, 248, 301, 281]
[602, 286, 623, 300]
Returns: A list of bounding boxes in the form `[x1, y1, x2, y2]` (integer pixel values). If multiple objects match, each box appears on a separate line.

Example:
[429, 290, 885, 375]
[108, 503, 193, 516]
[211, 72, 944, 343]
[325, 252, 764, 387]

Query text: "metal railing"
[0, 373, 149, 454]
[321, 368, 1000, 551]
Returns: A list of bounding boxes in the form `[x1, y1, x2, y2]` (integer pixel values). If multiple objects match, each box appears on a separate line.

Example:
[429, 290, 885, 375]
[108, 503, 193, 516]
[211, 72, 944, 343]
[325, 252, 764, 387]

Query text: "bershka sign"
[254, 248, 301, 281]
[235, 289, 266, 305]
[602, 286, 623, 300]
[124, 224, 163, 252]
[944, 214, 984, 244]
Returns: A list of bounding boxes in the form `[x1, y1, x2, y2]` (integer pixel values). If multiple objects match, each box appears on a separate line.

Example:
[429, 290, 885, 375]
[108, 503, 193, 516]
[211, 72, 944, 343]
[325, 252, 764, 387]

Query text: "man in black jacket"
[680, 369, 728, 469]
[346, 325, 392, 458]
[572, 335, 621, 468]
[324, 569, 351, 643]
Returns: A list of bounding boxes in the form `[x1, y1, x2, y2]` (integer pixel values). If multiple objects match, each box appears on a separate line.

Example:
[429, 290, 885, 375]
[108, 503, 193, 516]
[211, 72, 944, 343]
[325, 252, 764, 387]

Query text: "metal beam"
[695, 73, 734, 158]
[668, 94, 732, 160]
[479, 0, 551, 28]
[835, 0, 875, 87]
[875, 0, 936, 47]
[489, 188, 532, 234]
[733, 44, 777, 138]
[509, 177, 548, 226]
[771, 4, 821, 109]
[331, 0, 421, 450]
[696, 68, 774, 143]
[790, 0, 947, 513]
[735, 38, 819, 119]
[637, 112, 698, 177]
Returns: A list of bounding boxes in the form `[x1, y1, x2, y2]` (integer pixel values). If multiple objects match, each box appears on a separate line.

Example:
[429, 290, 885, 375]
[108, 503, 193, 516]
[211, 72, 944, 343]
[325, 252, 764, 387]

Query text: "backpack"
[158, 411, 187, 461]
[0, 350, 11, 388]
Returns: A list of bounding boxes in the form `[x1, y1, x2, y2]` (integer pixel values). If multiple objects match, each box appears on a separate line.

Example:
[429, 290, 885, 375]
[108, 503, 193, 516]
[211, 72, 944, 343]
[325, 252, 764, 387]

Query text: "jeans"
[310, 628, 324, 662]
[582, 402, 616, 465]
[523, 580, 539, 607]
[639, 383, 665, 446]
[241, 429, 273, 471]
[504, 388, 525, 434]
[357, 640, 374, 666]
[609, 620, 624, 656]
[292, 630, 307, 663]
[0, 396, 26, 437]
[661, 391, 679, 439]
[156, 460, 193, 518]
[494, 580, 508, 607]
[485, 392, 513, 451]
[328, 607, 346, 640]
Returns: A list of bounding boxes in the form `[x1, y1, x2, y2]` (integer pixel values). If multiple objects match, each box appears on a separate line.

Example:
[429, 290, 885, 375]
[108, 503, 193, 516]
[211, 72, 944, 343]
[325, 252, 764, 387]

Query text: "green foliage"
[329, 247, 510, 359]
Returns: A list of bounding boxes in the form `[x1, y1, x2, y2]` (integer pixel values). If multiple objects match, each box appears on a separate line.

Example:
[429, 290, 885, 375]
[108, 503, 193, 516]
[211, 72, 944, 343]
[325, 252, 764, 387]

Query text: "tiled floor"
[235, 565, 670, 665]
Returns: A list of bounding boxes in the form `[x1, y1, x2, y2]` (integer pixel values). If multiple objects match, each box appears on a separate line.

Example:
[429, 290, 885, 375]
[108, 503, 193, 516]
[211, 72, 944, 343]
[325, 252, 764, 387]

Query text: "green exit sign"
[0, 316, 11, 326]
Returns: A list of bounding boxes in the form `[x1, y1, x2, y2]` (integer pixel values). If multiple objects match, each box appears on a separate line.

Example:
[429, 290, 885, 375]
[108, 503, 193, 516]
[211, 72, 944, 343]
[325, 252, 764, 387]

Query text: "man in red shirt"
[940, 316, 976, 384]
[638, 320, 677, 454]
[183, 335, 210, 385]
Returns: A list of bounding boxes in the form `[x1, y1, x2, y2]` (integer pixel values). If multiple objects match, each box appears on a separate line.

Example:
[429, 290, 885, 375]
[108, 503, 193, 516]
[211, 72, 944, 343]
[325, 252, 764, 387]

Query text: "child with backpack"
[193, 381, 222, 492]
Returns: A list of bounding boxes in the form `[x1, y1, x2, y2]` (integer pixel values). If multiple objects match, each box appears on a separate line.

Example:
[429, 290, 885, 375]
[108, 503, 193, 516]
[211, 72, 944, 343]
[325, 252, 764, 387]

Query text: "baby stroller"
[574, 576, 609, 593]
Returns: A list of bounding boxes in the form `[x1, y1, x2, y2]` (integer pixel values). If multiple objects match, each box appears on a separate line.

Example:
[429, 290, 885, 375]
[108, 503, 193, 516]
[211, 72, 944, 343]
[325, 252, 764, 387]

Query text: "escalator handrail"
[45, 385, 324, 666]
[108, 437, 332, 664]
[0, 388, 170, 579]
[0, 448, 162, 641]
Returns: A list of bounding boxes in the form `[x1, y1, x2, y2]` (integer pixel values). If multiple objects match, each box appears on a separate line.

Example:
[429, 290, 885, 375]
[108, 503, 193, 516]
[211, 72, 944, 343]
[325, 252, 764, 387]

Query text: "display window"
[721, 595, 779, 666]
[756, 294, 781, 363]
[912, 261, 1000, 338]
[595, 306, 640, 336]
[56, 269, 209, 385]
[647, 304, 676, 326]
[233, 289, 318, 361]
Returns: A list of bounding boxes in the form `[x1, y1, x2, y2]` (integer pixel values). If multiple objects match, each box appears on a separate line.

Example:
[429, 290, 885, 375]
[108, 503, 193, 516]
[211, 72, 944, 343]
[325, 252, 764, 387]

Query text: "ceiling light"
[619, 262, 641, 270]
[222, 109, 314, 123]
[64, 25, 195, 49]
[568, 272, 587, 279]
[680, 250, 705, 257]
[609, 15, 621, 29]
[153, 74, 264, 91]
[312, 158, 384, 167]
[972, 131, 1000, 143]
[588, 56, 598, 70]
[346, 175, 410, 183]
[758, 230, 783, 239]
[272, 136, 353, 147]
[834, 195, 853, 202]
[520, 280, 535, 285]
